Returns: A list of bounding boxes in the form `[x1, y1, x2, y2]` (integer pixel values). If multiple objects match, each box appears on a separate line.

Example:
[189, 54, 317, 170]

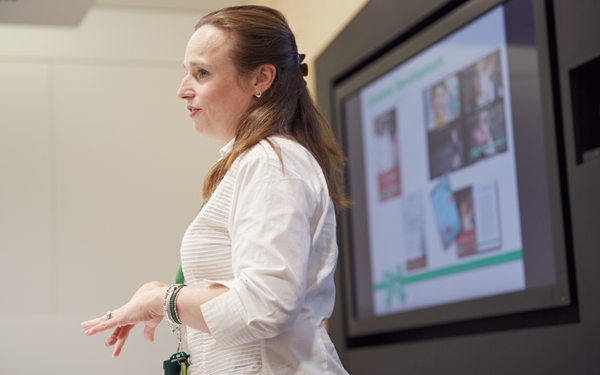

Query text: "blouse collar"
[219, 137, 235, 158]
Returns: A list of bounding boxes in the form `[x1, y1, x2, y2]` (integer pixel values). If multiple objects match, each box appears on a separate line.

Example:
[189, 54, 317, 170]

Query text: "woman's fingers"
[143, 318, 161, 343]
[105, 327, 121, 347]
[105, 325, 132, 347]
[81, 315, 108, 330]
[81, 283, 167, 356]
[84, 313, 122, 336]
[112, 325, 134, 357]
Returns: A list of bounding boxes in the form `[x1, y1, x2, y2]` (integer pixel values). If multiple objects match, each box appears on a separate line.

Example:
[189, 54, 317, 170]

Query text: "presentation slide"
[358, 6, 525, 316]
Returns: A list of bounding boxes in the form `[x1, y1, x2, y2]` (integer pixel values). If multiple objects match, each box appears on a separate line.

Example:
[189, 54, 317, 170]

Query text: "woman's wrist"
[155, 285, 169, 313]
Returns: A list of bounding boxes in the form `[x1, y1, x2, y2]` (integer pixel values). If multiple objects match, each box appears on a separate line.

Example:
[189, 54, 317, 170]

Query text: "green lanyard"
[175, 203, 204, 284]
[175, 263, 185, 285]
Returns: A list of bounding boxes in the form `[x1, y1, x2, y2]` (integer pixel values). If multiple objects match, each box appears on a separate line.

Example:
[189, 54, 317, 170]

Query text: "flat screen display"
[337, 0, 570, 336]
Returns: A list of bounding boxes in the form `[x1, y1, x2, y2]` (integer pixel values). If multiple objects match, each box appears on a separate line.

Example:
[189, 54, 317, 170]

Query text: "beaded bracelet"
[172, 286, 184, 325]
[163, 284, 185, 331]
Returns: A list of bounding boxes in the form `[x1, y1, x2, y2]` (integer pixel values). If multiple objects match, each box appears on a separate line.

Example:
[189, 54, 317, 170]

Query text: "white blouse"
[180, 137, 348, 375]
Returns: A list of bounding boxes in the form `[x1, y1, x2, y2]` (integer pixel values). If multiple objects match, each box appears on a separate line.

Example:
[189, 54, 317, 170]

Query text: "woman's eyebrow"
[183, 61, 200, 69]
[188, 59, 212, 68]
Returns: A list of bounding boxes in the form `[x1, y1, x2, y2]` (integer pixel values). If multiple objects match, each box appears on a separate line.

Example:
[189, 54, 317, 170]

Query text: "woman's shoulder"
[237, 136, 321, 180]
[239, 136, 305, 163]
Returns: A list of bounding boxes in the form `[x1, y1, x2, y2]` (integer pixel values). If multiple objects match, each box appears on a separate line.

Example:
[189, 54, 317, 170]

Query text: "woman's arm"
[176, 284, 229, 333]
[81, 282, 228, 356]
[198, 149, 322, 347]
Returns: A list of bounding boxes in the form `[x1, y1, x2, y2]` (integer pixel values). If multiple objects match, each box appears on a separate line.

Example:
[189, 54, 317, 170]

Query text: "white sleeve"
[200, 154, 316, 348]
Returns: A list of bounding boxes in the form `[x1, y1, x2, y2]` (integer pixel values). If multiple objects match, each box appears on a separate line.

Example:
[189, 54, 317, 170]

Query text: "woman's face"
[431, 85, 449, 118]
[178, 26, 255, 141]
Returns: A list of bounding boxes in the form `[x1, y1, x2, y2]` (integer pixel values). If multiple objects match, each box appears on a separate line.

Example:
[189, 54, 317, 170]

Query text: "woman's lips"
[187, 106, 200, 118]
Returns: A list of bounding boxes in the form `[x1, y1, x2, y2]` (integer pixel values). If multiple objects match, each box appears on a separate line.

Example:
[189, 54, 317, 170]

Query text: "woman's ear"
[253, 64, 276, 94]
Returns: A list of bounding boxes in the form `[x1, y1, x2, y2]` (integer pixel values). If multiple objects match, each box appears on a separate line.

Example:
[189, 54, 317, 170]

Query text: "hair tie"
[298, 54, 309, 77]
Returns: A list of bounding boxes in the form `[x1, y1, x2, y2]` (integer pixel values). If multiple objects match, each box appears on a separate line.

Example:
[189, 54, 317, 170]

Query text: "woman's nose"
[177, 77, 193, 99]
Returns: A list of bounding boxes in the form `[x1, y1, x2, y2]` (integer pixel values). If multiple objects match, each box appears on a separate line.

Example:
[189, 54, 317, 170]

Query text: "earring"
[254, 91, 262, 98]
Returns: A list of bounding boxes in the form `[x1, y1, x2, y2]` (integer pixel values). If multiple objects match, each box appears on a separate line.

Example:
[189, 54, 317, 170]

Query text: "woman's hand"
[81, 281, 168, 357]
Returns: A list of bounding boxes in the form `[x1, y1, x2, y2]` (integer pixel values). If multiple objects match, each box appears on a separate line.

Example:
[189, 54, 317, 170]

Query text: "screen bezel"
[333, 0, 573, 339]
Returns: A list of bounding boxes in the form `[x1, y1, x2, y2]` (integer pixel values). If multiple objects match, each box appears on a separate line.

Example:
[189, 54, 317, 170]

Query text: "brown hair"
[196, 5, 350, 210]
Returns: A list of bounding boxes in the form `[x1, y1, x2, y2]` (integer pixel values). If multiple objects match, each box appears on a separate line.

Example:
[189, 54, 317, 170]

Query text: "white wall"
[0, 5, 224, 374]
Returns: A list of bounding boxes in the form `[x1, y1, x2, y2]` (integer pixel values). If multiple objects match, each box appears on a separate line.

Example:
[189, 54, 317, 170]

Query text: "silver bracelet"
[163, 284, 178, 333]
[163, 284, 184, 332]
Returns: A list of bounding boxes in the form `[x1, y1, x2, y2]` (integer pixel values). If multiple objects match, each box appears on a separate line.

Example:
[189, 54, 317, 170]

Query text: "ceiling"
[94, 0, 247, 11]
[0, 0, 246, 26]
[0, 0, 95, 26]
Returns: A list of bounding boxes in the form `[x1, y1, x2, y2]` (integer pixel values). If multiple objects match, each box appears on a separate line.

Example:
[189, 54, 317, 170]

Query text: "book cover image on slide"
[431, 176, 461, 249]
[454, 186, 478, 256]
[455, 181, 502, 257]
[472, 180, 502, 252]
[465, 102, 507, 164]
[460, 51, 503, 115]
[427, 121, 467, 179]
[374, 108, 402, 202]
[403, 191, 427, 271]
[424, 75, 461, 130]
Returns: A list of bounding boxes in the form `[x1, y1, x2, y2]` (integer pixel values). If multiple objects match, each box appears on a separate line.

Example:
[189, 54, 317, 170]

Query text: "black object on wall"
[570, 55, 600, 164]
[316, 0, 600, 373]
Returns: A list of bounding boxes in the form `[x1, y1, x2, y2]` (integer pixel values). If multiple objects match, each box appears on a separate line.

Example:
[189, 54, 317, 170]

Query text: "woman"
[82, 5, 350, 375]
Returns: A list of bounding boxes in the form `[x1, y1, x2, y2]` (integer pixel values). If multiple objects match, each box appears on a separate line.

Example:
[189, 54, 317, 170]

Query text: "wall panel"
[52, 63, 223, 313]
[0, 62, 54, 316]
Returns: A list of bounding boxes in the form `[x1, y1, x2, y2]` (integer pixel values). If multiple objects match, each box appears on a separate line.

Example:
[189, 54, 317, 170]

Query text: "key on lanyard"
[163, 328, 190, 375]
